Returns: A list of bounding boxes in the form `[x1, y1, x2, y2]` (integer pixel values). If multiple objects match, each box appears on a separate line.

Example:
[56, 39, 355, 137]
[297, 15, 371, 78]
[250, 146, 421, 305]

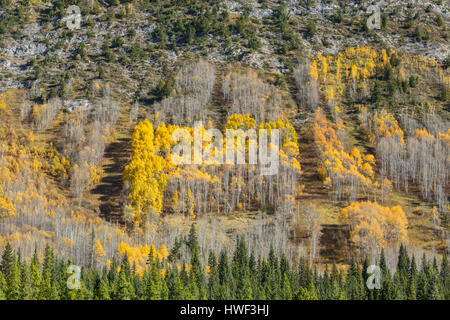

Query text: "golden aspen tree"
[341, 201, 408, 256]
[0, 192, 17, 219]
[172, 190, 179, 214]
[312, 108, 377, 201]
[124, 119, 169, 225]
[309, 60, 319, 81]
[88, 164, 103, 187]
[94, 240, 105, 259]
[0, 98, 6, 111]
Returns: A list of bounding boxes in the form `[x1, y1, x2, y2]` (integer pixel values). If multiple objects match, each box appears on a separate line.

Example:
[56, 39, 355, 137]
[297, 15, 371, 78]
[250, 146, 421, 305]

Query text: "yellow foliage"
[95, 240, 105, 258]
[310, 47, 392, 107]
[0, 194, 17, 219]
[312, 108, 377, 200]
[341, 201, 408, 251]
[371, 110, 404, 143]
[127, 113, 301, 218]
[65, 238, 72, 247]
[159, 244, 169, 259]
[124, 119, 169, 224]
[0, 99, 7, 111]
[116, 242, 169, 275]
[187, 188, 195, 220]
[89, 164, 103, 187]
[309, 60, 319, 81]
[50, 155, 70, 178]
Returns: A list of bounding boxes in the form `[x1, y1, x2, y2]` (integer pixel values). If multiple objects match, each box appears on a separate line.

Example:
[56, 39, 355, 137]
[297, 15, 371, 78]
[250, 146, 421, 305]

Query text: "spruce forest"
[0, 0, 449, 301]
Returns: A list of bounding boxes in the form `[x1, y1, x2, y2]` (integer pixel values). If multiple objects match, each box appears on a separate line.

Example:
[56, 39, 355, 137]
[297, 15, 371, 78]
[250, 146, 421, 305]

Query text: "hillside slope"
[0, 0, 448, 269]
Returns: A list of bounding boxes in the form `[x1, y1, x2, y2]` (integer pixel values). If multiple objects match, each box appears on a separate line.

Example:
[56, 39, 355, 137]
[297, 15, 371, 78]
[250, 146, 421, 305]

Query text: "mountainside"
[0, 0, 449, 293]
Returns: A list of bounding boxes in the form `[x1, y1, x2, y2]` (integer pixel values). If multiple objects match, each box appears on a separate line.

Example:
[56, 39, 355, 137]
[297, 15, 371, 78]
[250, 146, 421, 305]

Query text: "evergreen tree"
[329, 262, 345, 300]
[165, 266, 177, 299]
[132, 269, 143, 299]
[218, 249, 233, 299]
[30, 259, 41, 300]
[116, 271, 132, 300]
[160, 276, 169, 300]
[186, 274, 199, 299]
[428, 273, 441, 300]
[0, 272, 6, 300]
[362, 256, 372, 300]
[42, 244, 55, 284]
[145, 263, 162, 300]
[282, 274, 292, 300]
[440, 253, 449, 299]
[345, 257, 364, 300]
[1, 242, 13, 280]
[233, 238, 251, 299]
[207, 251, 220, 299]
[121, 253, 131, 279]
[20, 262, 32, 300]
[397, 244, 410, 276]
[108, 258, 118, 283]
[6, 255, 21, 300]
[294, 286, 318, 300]
[0, 234, 445, 300]
[379, 249, 395, 299]
[393, 246, 410, 299]
[187, 224, 206, 295]
[407, 275, 417, 300]
[97, 275, 111, 300]
[407, 254, 417, 300]
[39, 247, 59, 300]
[172, 274, 186, 299]
[416, 253, 430, 299]
[59, 261, 77, 300]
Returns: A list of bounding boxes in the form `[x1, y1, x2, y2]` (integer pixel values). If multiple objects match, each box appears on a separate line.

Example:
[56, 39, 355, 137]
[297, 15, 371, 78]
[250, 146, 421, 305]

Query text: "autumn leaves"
[311, 107, 407, 255]
[312, 108, 378, 202]
[123, 114, 302, 225]
[0, 192, 16, 219]
[122, 60, 304, 224]
[359, 107, 449, 223]
[302, 47, 428, 253]
[122, 52, 423, 257]
[312, 120, 396, 255]
[306, 46, 449, 254]
[123, 119, 169, 224]
[340, 201, 408, 257]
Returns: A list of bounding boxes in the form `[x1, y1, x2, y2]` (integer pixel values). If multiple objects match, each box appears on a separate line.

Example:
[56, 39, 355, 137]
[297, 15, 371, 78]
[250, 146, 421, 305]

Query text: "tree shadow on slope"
[91, 137, 131, 223]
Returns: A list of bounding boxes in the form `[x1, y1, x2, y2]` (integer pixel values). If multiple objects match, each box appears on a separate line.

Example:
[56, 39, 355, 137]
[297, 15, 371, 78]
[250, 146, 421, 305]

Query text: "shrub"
[247, 35, 262, 51]
[306, 21, 317, 37]
[381, 13, 388, 30]
[155, 77, 174, 99]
